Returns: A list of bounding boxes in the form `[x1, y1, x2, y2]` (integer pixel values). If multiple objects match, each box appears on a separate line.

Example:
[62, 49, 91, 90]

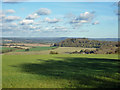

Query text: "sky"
[0, 1, 119, 38]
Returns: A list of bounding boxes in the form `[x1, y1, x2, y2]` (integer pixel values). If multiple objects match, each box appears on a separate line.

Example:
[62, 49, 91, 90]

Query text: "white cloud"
[64, 13, 75, 19]
[2, 22, 18, 32]
[4, 16, 21, 22]
[35, 29, 41, 32]
[11, 22, 17, 26]
[36, 8, 51, 15]
[53, 26, 68, 31]
[25, 8, 51, 20]
[79, 12, 94, 20]
[0, 10, 5, 22]
[0, 14, 5, 19]
[70, 12, 95, 24]
[26, 13, 39, 20]
[45, 17, 60, 23]
[19, 19, 34, 25]
[0, 10, 3, 14]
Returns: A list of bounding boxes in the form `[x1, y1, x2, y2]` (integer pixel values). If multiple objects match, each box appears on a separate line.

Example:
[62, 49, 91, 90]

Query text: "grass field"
[0, 47, 16, 51]
[14, 46, 57, 52]
[52, 47, 96, 54]
[5, 47, 96, 55]
[0, 47, 17, 53]
[2, 54, 120, 88]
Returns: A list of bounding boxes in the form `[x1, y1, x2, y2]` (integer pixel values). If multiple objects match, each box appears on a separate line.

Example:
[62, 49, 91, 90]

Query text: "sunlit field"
[14, 46, 57, 52]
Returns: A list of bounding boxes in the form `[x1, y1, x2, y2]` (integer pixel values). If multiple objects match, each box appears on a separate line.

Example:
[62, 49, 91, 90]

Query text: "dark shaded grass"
[17, 57, 120, 88]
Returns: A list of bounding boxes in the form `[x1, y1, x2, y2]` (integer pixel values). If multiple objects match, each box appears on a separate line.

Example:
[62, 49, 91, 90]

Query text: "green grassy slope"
[0, 47, 17, 53]
[2, 54, 120, 88]
[5, 47, 95, 55]
[14, 46, 57, 52]
[1, 47, 16, 51]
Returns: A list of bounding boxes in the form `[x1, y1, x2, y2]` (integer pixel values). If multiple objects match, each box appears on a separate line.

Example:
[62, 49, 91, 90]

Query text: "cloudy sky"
[0, 2, 118, 38]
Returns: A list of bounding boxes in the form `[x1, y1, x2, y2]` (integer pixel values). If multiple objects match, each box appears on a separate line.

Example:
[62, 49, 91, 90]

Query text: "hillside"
[53, 38, 118, 48]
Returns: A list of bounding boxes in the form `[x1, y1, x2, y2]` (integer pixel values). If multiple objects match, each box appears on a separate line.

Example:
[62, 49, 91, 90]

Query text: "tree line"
[53, 38, 118, 48]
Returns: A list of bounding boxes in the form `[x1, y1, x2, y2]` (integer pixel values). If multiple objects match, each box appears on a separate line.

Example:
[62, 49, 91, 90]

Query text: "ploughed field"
[2, 54, 120, 88]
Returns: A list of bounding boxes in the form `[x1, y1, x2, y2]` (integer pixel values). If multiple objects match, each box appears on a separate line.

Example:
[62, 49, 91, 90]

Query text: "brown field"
[23, 43, 50, 47]
[4, 43, 50, 47]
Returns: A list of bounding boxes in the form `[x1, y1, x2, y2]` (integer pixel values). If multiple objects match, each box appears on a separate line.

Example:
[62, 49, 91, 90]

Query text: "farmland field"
[1, 47, 16, 51]
[2, 54, 120, 88]
[14, 46, 57, 52]
[0, 47, 18, 53]
[51, 47, 96, 54]
[5, 47, 96, 55]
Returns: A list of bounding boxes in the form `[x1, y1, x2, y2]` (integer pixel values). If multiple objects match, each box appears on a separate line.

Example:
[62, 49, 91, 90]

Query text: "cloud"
[25, 8, 51, 20]
[5, 9, 15, 14]
[70, 12, 95, 24]
[4, 16, 21, 22]
[0, 10, 3, 14]
[64, 13, 76, 19]
[10, 22, 17, 26]
[26, 13, 40, 20]
[35, 29, 41, 32]
[0, 14, 5, 19]
[2, 22, 18, 32]
[37, 25, 68, 32]
[44, 17, 60, 23]
[19, 19, 34, 25]
[19, 24, 41, 32]
[52, 26, 68, 31]
[92, 21, 99, 25]
[36, 8, 51, 15]
[0, 10, 5, 22]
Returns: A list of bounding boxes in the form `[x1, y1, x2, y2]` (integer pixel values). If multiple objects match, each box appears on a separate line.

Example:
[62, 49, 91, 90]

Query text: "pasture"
[14, 46, 57, 52]
[0, 47, 18, 53]
[51, 47, 96, 54]
[2, 54, 120, 88]
[1, 47, 16, 51]
[5, 47, 96, 55]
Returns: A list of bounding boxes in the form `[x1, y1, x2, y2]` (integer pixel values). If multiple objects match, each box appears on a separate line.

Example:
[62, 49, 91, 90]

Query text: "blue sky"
[1, 2, 118, 38]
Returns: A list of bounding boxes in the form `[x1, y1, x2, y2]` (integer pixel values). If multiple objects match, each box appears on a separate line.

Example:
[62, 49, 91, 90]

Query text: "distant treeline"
[2, 37, 67, 44]
[53, 38, 119, 48]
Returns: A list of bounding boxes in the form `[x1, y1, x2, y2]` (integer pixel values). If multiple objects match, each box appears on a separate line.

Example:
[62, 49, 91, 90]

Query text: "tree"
[25, 49, 29, 51]
[84, 49, 90, 54]
[80, 50, 84, 53]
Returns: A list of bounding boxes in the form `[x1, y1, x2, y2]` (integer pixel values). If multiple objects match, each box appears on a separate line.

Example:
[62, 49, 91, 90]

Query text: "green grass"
[6, 47, 95, 55]
[0, 47, 17, 53]
[2, 54, 120, 88]
[0, 47, 16, 51]
[14, 46, 57, 52]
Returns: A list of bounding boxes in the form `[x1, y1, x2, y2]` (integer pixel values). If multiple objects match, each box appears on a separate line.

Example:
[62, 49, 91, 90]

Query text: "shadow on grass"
[16, 57, 120, 88]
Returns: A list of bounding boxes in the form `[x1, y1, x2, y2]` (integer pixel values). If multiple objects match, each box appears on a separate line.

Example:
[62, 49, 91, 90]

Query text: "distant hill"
[53, 38, 118, 48]
[2, 37, 119, 44]
[2, 37, 67, 44]
[89, 38, 119, 42]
